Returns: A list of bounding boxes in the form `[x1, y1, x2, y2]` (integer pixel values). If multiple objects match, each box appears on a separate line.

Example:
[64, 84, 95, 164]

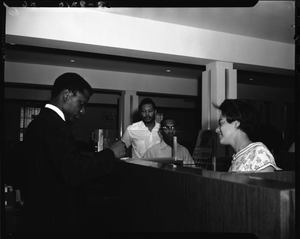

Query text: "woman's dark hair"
[51, 72, 93, 98]
[139, 98, 156, 111]
[213, 99, 260, 140]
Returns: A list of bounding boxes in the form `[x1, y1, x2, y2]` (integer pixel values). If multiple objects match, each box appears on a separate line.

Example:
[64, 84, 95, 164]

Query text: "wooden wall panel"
[107, 161, 295, 239]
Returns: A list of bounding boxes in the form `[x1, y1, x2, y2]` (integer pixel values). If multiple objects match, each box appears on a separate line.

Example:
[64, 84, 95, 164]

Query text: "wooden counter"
[100, 159, 295, 239]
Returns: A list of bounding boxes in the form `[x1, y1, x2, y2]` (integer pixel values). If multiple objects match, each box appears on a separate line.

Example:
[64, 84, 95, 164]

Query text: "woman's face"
[215, 115, 237, 145]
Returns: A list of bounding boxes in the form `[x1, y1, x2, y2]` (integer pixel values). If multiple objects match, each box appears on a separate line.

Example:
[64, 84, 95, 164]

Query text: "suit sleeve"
[44, 121, 115, 187]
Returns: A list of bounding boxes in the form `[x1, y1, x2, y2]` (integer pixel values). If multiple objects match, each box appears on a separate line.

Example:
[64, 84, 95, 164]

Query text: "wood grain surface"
[107, 160, 295, 239]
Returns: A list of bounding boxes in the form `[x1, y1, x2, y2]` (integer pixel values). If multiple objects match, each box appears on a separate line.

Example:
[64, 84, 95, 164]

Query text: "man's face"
[160, 119, 177, 146]
[62, 89, 90, 123]
[140, 103, 155, 124]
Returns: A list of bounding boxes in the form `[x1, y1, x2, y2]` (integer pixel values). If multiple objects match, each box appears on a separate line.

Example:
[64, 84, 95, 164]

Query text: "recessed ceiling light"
[249, 78, 253, 81]
[166, 69, 171, 73]
[70, 59, 75, 63]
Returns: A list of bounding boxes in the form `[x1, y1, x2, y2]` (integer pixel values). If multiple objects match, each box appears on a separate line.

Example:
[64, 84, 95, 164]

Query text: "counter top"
[120, 157, 295, 186]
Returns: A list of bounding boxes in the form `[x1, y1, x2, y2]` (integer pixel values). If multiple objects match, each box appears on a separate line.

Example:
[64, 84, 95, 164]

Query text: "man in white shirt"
[121, 98, 161, 158]
[143, 118, 195, 166]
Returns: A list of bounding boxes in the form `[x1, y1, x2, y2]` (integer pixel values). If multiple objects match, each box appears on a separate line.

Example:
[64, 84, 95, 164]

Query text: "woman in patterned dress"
[214, 99, 281, 172]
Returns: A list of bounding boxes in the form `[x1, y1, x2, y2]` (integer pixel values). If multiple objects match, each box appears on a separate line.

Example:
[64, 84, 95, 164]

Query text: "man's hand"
[109, 140, 127, 158]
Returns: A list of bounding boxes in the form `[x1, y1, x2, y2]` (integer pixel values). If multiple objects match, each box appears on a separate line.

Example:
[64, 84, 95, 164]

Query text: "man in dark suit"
[20, 73, 126, 233]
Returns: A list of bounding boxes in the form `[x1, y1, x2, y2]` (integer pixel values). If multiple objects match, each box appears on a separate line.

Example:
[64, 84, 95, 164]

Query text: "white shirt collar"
[140, 120, 160, 129]
[45, 104, 65, 121]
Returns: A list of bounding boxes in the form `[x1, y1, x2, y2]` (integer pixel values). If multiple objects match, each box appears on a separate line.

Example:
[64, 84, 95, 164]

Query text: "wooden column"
[201, 61, 237, 159]
[119, 91, 139, 137]
[201, 61, 237, 130]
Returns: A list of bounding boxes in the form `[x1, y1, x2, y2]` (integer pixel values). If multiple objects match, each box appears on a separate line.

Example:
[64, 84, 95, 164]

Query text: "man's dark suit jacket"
[21, 107, 115, 233]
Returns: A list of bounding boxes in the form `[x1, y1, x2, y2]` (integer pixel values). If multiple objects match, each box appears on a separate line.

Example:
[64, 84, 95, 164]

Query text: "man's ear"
[62, 90, 71, 102]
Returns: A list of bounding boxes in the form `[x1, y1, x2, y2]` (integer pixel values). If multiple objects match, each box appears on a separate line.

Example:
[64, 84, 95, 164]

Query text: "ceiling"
[96, 1, 295, 44]
[4, 1, 296, 88]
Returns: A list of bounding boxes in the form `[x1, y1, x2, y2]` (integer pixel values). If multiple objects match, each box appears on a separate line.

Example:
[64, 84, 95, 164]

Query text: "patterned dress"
[229, 142, 281, 172]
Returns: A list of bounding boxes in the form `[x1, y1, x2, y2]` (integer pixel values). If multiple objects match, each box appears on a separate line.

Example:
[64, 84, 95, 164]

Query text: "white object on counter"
[173, 136, 177, 160]
[95, 129, 103, 152]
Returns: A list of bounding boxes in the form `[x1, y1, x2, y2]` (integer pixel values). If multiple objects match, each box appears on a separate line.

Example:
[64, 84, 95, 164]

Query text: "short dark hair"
[138, 98, 156, 111]
[160, 118, 176, 127]
[51, 73, 93, 98]
[213, 99, 260, 139]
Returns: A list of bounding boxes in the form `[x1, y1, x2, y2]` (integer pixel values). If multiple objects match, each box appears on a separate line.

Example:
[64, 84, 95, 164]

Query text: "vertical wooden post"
[201, 61, 237, 162]
[119, 91, 138, 137]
